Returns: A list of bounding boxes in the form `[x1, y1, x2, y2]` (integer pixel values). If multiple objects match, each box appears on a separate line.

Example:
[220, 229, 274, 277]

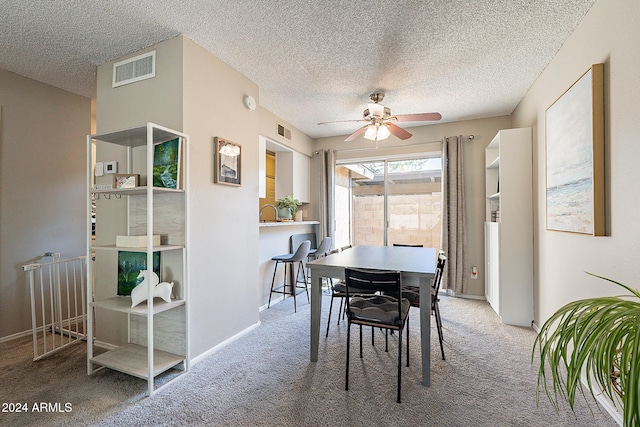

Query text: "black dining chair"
[390, 244, 446, 360]
[344, 268, 410, 403]
[325, 245, 378, 338]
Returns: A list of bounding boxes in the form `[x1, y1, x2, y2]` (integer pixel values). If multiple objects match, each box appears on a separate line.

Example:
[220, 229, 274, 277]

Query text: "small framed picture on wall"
[213, 137, 241, 186]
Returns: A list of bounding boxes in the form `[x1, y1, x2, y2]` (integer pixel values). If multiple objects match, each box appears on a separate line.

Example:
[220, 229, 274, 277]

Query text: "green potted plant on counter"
[532, 273, 640, 426]
[275, 194, 301, 221]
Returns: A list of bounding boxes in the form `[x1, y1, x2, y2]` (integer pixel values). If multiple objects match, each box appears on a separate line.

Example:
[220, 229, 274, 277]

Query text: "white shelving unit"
[484, 127, 533, 326]
[86, 123, 189, 396]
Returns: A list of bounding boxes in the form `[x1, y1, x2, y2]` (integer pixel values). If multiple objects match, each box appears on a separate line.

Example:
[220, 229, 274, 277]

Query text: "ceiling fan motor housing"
[363, 106, 391, 121]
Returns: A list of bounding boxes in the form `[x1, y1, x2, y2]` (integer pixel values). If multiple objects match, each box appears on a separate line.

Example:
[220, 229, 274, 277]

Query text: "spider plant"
[532, 273, 640, 426]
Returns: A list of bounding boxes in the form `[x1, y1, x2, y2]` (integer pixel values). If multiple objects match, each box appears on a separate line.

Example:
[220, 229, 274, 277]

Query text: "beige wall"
[313, 116, 512, 297]
[95, 36, 315, 360]
[96, 36, 184, 133]
[0, 69, 90, 339]
[182, 37, 262, 357]
[512, 0, 640, 326]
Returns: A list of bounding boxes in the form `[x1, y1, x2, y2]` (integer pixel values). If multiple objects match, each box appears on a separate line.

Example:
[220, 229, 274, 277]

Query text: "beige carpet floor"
[0, 294, 618, 426]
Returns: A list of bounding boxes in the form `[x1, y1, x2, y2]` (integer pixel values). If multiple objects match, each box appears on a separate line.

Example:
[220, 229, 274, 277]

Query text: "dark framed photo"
[117, 251, 161, 296]
[214, 137, 241, 186]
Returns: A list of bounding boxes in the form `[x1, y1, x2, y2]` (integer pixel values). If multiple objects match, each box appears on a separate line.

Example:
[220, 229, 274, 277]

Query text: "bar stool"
[307, 236, 332, 289]
[267, 240, 311, 312]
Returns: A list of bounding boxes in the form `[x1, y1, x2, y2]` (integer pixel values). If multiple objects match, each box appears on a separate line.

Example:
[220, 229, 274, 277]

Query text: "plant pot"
[277, 207, 292, 220]
[294, 210, 303, 222]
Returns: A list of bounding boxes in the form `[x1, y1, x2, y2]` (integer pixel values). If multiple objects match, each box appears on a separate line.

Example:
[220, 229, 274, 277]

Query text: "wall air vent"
[112, 51, 156, 88]
[277, 123, 292, 140]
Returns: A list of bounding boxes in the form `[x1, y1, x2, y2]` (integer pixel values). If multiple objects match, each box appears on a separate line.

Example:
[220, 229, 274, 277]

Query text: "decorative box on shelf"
[116, 235, 161, 247]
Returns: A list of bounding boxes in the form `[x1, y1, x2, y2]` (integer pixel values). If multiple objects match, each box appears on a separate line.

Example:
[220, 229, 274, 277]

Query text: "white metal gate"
[22, 253, 88, 361]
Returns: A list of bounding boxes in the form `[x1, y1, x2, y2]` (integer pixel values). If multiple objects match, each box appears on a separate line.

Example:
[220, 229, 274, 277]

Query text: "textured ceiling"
[0, 0, 596, 139]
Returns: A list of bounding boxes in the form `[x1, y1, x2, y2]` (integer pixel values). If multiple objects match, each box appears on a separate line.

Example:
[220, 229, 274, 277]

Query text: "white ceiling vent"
[277, 123, 291, 140]
[112, 51, 156, 88]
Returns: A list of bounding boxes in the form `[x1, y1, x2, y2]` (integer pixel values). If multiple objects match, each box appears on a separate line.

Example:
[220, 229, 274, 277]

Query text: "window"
[335, 156, 441, 248]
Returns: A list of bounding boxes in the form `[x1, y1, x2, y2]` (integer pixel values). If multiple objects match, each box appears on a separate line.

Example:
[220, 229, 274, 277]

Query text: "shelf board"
[488, 192, 501, 200]
[91, 296, 185, 315]
[91, 343, 185, 380]
[92, 244, 184, 252]
[92, 186, 184, 196]
[487, 156, 500, 169]
[90, 125, 184, 148]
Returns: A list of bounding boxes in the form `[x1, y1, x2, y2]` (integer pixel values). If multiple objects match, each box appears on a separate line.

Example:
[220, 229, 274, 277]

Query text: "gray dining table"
[307, 245, 437, 386]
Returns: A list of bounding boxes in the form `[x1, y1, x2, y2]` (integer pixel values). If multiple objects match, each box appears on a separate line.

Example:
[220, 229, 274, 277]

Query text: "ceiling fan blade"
[393, 112, 442, 122]
[387, 123, 412, 140]
[318, 119, 367, 125]
[344, 125, 367, 142]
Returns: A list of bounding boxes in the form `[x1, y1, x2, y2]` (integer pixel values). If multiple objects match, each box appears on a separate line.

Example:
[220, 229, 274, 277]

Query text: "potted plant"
[533, 273, 640, 426]
[275, 194, 301, 221]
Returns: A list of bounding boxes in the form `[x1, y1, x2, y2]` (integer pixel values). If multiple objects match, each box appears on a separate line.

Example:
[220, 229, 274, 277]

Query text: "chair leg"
[290, 262, 296, 313]
[300, 261, 310, 303]
[359, 325, 363, 358]
[337, 297, 344, 325]
[345, 322, 351, 391]
[326, 295, 335, 337]
[434, 303, 445, 360]
[267, 260, 280, 309]
[406, 317, 410, 367]
[397, 326, 403, 403]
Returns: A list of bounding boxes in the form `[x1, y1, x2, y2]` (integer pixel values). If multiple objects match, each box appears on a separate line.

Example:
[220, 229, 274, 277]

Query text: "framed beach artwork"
[545, 63, 605, 236]
[213, 137, 242, 186]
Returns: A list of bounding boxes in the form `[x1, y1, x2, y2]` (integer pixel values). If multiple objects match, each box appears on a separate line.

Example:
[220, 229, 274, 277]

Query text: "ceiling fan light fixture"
[364, 123, 391, 141]
[377, 123, 391, 140]
[364, 124, 378, 140]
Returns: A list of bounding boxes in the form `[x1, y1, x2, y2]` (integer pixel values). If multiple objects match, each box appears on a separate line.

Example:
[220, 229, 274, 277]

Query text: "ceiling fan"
[318, 93, 441, 142]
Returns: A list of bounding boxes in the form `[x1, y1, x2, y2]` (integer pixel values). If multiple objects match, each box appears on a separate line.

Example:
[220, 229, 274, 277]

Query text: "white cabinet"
[292, 150, 310, 203]
[484, 222, 500, 313]
[274, 150, 311, 203]
[484, 128, 533, 326]
[86, 123, 189, 396]
[261, 137, 311, 204]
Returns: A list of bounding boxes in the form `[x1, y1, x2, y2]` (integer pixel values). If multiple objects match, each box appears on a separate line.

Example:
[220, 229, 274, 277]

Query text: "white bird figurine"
[130, 270, 174, 308]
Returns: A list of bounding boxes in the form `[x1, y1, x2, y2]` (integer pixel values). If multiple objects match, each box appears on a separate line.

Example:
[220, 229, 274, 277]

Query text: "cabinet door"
[484, 222, 500, 314]
[292, 151, 310, 203]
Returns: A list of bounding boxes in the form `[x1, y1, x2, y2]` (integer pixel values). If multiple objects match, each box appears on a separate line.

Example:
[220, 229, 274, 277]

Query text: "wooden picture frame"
[113, 173, 139, 189]
[214, 137, 242, 186]
[153, 138, 181, 189]
[545, 63, 605, 236]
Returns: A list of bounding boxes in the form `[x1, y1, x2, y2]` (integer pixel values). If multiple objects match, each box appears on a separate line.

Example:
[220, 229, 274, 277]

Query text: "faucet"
[259, 204, 279, 222]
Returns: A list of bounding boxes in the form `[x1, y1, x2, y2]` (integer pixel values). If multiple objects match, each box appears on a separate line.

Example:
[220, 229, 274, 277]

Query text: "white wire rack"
[22, 253, 88, 361]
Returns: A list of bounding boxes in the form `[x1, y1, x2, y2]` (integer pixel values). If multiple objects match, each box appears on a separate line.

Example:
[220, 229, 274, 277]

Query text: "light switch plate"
[95, 162, 104, 176]
[104, 161, 118, 174]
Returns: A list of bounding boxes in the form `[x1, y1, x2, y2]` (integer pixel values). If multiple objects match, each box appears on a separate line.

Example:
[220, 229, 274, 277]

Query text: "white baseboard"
[0, 315, 87, 343]
[446, 289, 486, 300]
[0, 329, 32, 343]
[190, 320, 262, 366]
[259, 295, 284, 312]
[582, 375, 623, 426]
[93, 340, 117, 351]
